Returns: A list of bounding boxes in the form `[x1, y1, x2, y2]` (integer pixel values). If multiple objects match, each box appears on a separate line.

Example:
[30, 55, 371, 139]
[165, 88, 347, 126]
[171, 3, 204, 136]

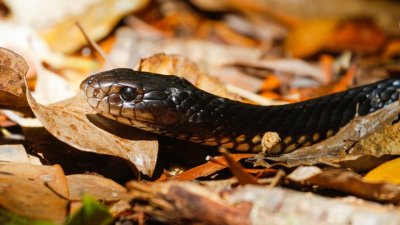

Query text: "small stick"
[75, 21, 107, 61]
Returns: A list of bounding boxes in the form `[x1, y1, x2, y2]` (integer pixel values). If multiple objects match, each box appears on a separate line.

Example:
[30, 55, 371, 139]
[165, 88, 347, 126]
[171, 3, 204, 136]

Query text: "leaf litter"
[0, 0, 400, 224]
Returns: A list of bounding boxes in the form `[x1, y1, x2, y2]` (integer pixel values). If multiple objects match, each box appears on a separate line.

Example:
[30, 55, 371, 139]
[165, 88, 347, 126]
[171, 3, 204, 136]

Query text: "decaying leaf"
[0, 46, 158, 176]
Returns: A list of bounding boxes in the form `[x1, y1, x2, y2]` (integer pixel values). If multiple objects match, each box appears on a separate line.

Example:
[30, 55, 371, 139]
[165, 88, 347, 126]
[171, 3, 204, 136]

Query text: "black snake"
[80, 68, 400, 154]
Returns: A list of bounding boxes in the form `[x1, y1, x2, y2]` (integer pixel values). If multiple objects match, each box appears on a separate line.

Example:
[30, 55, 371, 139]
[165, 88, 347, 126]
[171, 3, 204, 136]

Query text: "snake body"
[81, 68, 400, 154]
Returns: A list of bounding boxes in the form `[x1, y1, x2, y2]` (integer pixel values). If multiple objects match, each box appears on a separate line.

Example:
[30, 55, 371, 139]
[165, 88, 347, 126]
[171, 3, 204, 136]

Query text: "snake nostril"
[80, 75, 96, 91]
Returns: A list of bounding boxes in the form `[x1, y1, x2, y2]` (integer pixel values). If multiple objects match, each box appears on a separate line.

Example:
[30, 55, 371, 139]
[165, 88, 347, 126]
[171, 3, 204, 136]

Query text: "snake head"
[80, 68, 187, 132]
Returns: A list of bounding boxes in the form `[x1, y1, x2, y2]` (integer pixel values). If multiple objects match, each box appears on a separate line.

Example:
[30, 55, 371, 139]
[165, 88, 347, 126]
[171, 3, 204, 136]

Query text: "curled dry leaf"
[0, 47, 158, 176]
[67, 174, 128, 201]
[288, 166, 400, 204]
[265, 102, 400, 168]
[0, 173, 68, 223]
[126, 181, 400, 225]
[27, 93, 158, 176]
[0, 47, 30, 112]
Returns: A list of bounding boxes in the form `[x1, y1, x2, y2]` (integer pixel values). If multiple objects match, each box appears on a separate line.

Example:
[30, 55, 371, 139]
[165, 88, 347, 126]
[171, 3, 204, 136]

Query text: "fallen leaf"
[67, 174, 128, 201]
[40, 0, 150, 53]
[285, 19, 338, 58]
[364, 158, 400, 185]
[327, 19, 386, 54]
[27, 93, 158, 176]
[0, 162, 69, 199]
[0, 46, 30, 112]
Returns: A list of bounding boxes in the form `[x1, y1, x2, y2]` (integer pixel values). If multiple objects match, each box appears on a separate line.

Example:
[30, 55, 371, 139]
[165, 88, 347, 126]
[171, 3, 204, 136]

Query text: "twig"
[75, 21, 107, 62]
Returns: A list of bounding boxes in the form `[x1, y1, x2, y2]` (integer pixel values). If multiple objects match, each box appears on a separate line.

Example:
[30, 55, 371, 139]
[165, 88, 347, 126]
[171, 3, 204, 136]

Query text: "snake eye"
[120, 87, 138, 102]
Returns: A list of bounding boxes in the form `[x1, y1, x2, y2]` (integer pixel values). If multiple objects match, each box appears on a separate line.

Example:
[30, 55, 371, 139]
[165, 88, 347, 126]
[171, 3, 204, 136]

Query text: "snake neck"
[162, 78, 400, 153]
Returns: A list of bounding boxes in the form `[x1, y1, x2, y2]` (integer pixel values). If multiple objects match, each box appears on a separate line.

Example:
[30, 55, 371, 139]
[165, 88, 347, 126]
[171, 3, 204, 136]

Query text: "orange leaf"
[173, 154, 254, 181]
[364, 158, 400, 185]
[285, 19, 338, 58]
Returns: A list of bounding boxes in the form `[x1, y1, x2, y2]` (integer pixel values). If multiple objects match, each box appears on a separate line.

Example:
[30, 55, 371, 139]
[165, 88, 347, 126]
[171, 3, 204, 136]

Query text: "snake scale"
[81, 68, 400, 154]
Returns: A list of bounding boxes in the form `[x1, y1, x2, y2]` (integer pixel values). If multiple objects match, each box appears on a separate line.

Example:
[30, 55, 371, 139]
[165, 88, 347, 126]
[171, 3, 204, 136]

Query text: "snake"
[80, 68, 400, 154]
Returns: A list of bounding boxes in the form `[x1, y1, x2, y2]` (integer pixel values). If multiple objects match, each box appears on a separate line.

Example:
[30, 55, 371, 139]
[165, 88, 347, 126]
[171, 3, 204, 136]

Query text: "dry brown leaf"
[67, 174, 128, 201]
[288, 166, 400, 204]
[0, 173, 68, 223]
[40, 0, 150, 53]
[0, 162, 69, 199]
[0, 47, 158, 176]
[27, 93, 158, 176]
[0, 47, 30, 112]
